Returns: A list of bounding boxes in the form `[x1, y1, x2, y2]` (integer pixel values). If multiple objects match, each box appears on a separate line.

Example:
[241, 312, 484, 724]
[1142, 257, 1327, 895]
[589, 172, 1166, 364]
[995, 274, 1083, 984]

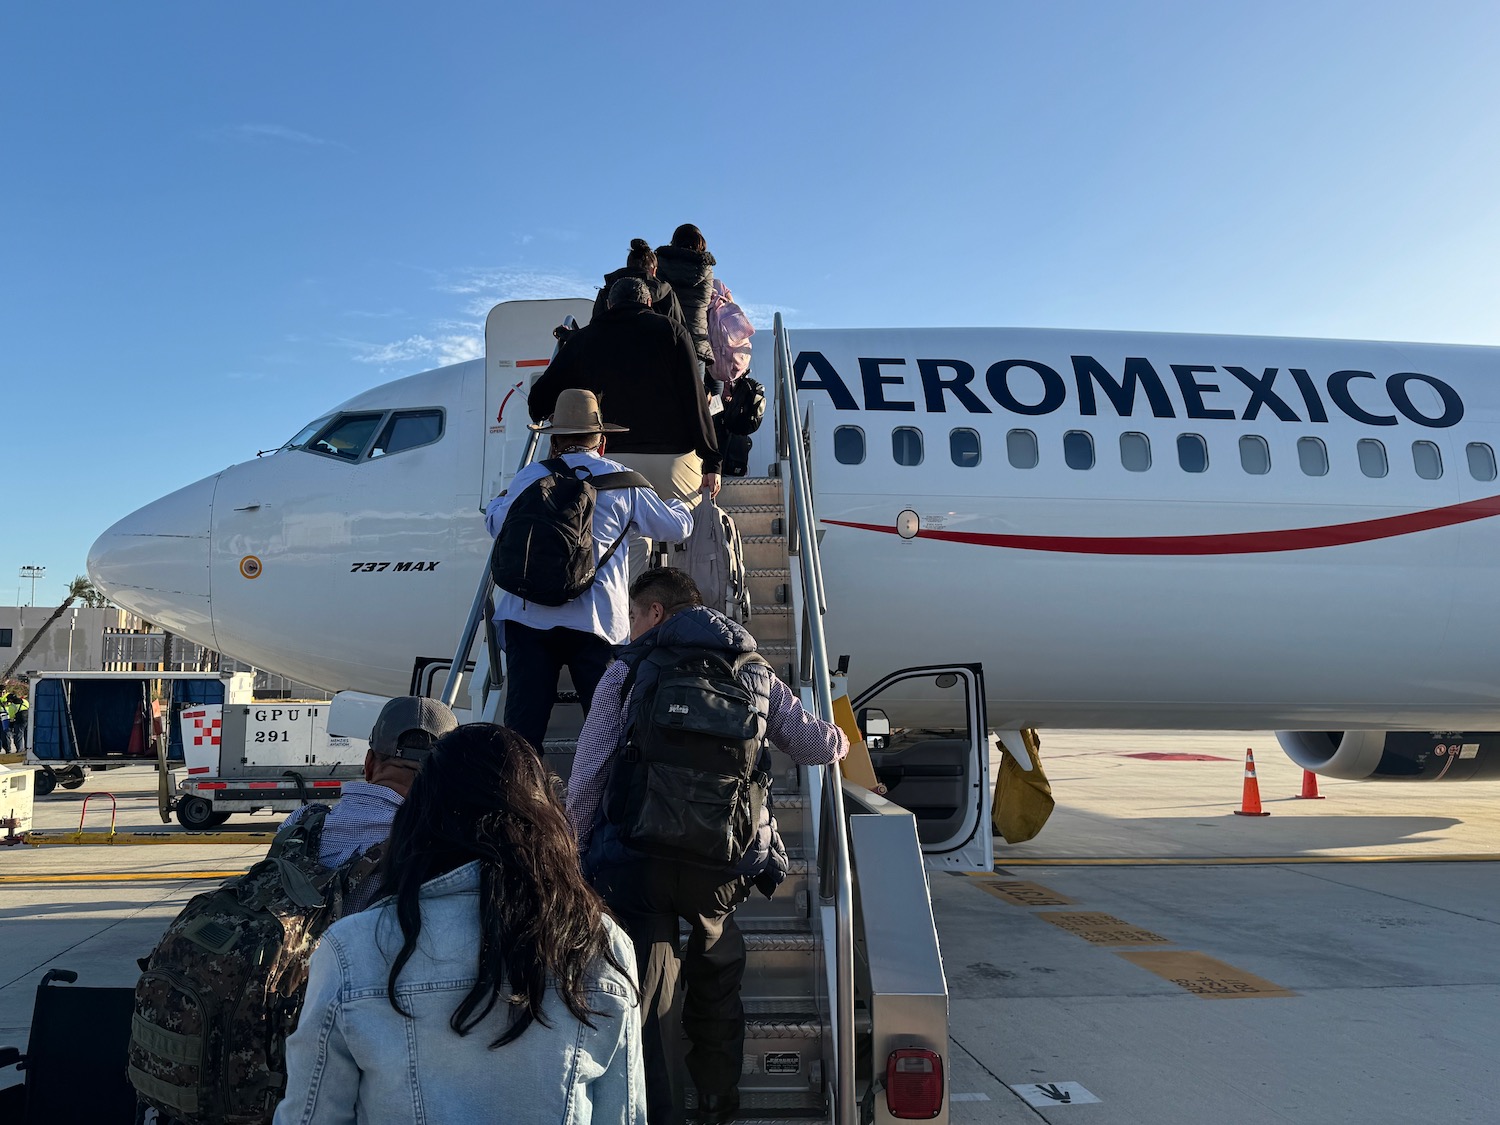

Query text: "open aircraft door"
[481, 298, 594, 503]
[853, 663, 993, 870]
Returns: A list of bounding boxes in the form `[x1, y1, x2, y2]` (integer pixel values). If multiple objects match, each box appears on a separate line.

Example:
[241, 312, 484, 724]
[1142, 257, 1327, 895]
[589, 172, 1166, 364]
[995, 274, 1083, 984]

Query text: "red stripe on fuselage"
[823, 493, 1500, 555]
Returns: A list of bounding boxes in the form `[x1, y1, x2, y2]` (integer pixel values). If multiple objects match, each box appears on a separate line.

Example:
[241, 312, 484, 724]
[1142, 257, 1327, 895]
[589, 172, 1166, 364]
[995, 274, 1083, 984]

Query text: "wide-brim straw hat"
[528, 388, 629, 435]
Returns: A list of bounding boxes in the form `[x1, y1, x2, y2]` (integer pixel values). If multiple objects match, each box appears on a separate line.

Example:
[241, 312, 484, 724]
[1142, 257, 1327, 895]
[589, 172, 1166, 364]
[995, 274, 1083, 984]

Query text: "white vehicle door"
[852, 663, 992, 871]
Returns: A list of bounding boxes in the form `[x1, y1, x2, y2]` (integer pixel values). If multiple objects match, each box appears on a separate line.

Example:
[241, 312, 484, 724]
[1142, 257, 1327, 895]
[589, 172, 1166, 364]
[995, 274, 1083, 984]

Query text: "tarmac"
[4, 730, 1499, 1124]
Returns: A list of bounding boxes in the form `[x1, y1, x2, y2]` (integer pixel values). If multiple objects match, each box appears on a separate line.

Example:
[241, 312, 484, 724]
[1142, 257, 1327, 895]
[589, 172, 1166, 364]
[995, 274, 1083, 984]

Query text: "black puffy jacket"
[590, 267, 684, 327]
[654, 245, 716, 366]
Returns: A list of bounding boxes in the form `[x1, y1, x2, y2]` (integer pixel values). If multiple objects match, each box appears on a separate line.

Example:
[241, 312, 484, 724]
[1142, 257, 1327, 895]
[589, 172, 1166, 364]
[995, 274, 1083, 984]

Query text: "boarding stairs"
[443, 315, 949, 1125]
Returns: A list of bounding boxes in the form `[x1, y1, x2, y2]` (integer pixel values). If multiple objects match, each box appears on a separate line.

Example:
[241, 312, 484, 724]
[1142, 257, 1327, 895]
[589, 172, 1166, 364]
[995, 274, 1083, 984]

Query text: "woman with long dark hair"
[274, 724, 643, 1124]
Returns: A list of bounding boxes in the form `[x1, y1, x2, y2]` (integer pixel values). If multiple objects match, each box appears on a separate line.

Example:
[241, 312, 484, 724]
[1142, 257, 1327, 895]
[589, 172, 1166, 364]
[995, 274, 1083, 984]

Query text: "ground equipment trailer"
[170, 701, 368, 828]
[24, 670, 255, 797]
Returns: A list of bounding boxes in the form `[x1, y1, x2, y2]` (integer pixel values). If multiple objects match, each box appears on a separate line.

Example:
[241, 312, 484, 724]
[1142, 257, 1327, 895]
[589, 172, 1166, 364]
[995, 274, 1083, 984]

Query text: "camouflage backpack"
[128, 805, 385, 1124]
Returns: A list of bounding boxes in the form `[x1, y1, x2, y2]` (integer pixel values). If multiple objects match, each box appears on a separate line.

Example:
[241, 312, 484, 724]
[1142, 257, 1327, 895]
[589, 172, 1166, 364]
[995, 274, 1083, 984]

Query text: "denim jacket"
[274, 861, 644, 1125]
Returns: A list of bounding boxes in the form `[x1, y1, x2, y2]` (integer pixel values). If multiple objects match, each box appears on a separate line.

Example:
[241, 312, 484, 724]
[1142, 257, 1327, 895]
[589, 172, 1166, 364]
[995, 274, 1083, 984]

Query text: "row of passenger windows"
[833, 426, 1500, 482]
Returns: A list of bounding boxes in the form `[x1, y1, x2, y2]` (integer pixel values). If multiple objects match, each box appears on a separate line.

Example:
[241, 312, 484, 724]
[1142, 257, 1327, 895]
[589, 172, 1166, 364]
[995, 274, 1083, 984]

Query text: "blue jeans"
[501, 621, 614, 752]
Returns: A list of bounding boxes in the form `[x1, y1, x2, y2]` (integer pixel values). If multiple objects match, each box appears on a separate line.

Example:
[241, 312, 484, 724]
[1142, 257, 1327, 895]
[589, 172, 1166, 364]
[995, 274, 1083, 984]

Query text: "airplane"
[87, 298, 1500, 868]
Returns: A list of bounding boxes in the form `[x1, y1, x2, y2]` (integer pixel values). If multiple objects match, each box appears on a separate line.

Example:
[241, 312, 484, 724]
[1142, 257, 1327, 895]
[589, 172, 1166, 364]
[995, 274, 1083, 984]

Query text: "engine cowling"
[1276, 731, 1500, 780]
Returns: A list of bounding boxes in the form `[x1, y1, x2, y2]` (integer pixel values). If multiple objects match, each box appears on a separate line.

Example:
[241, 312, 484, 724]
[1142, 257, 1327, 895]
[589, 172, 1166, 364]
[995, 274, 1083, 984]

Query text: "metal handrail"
[439, 317, 576, 708]
[773, 313, 855, 1125]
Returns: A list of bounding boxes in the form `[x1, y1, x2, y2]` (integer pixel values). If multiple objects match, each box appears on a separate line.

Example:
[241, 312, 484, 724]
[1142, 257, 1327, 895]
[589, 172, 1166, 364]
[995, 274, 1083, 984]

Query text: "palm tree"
[2, 576, 103, 679]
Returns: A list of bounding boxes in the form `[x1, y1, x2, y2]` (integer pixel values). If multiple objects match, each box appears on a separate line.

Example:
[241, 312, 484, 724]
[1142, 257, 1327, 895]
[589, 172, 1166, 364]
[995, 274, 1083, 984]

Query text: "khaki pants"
[613, 451, 703, 577]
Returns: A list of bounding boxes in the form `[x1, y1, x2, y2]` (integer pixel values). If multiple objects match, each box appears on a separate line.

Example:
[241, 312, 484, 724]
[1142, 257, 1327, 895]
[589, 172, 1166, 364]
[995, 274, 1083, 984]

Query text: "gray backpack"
[672, 495, 751, 624]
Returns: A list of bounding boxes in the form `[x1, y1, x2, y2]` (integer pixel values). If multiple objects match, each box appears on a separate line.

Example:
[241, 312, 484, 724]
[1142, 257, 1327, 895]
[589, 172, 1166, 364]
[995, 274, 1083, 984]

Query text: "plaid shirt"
[281, 781, 402, 868]
[566, 659, 849, 845]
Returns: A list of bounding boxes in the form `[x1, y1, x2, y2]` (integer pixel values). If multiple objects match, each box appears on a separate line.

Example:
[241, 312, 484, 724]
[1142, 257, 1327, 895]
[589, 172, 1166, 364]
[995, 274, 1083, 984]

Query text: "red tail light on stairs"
[885, 1047, 943, 1119]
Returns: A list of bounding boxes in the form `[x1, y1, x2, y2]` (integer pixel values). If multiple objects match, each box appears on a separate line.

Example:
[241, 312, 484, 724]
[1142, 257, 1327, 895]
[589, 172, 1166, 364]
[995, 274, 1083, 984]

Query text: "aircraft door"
[853, 664, 992, 870]
[481, 299, 595, 505]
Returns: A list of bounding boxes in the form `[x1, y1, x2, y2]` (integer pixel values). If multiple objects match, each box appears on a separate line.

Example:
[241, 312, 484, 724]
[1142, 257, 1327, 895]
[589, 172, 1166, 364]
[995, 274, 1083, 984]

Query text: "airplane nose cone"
[88, 473, 219, 643]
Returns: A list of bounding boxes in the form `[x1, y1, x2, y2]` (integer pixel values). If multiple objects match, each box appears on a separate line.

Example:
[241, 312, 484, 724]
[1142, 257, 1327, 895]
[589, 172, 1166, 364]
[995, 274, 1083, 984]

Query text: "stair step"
[739, 915, 814, 934]
[686, 1089, 826, 1115]
[720, 479, 786, 507]
[743, 535, 791, 569]
[745, 930, 817, 952]
[745, 1018, 823, 1040]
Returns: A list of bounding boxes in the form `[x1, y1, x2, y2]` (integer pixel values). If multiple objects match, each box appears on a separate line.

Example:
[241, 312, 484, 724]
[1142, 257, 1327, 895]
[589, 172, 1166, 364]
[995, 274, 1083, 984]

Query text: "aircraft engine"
[1275, 731, 1500, 781]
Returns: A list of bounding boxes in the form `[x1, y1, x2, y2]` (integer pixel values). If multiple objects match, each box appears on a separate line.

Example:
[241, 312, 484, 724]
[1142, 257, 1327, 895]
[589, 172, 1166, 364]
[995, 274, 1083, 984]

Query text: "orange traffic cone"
[125, 709, 145, 757]
[1295, 769, 1325, 800]
[1233, 748, 1270, 816]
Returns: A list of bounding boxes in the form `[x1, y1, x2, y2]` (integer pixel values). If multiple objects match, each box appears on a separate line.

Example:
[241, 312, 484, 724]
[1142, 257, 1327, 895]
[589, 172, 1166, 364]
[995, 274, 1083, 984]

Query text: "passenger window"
[1467, 442, 1497, 482]
[1176, 433, 1208, 473]
[1006, 428, 1039, 469]
[892, 426, 924, 467]
[1238, 435, 1270, 475]
[1297, 436, 1329, 477]
[1411, 441, 1442, 480]
[370, 409, 444, 458]
[1357, 439, 1388, 479]
[949, 428, 981, 467]
[834, 426, 865, 465]
[1119, 432, 1151, 472]
[1063, 430, 1094, 470]
[308, 413, 385, 461]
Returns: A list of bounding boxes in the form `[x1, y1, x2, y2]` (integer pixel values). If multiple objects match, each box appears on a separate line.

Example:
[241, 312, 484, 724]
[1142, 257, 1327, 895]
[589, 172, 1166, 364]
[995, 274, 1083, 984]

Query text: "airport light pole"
[19, 565, 44, 607]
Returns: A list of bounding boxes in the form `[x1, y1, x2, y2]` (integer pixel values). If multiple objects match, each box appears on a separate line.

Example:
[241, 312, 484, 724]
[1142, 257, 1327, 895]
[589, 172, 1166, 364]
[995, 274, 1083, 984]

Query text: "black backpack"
[722, 376, 766, 436]
[491, 458, 651, 607]
[605, 646, 771, 867]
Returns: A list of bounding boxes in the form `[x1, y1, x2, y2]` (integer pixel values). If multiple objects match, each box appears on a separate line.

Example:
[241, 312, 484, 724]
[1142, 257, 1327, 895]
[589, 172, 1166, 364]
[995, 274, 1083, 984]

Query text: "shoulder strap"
[585, 470, 654, 492]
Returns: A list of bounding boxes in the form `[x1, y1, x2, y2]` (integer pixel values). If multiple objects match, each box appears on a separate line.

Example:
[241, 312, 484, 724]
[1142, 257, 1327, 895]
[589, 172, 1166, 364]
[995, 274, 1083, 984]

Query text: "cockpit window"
[284, 415, 334, 451]
[370, 409, 444, 458]
[306, 413, 385, 461]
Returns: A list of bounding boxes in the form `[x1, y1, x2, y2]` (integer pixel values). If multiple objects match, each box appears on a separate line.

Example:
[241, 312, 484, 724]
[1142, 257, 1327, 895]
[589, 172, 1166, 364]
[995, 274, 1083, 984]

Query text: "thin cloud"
[345, 265, 593, 371]
[740, 303, 796, 329]
[215, 123, 350, 150]
[439, 267, 594, 315]
[348, 333, 482, 369]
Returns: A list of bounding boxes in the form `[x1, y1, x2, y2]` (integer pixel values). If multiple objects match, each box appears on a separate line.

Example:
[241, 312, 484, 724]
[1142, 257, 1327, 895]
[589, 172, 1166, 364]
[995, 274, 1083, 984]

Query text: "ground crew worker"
[4, 689, 26, 754]
[567, 568, 849, 1125]
[488, 389, 692, 752]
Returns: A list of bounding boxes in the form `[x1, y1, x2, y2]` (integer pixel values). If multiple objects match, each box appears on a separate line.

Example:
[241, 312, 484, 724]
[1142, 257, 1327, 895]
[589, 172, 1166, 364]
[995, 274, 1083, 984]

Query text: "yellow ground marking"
[1036, 911, 1173, 945]
[1118, 950, 1297, 998]
[24, 830, 276, 846]
[0, 870, 246, 884]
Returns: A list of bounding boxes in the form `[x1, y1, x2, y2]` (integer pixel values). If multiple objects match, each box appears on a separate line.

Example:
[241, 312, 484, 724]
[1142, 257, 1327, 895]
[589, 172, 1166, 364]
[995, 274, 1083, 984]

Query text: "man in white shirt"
[486, 389, 694, 751]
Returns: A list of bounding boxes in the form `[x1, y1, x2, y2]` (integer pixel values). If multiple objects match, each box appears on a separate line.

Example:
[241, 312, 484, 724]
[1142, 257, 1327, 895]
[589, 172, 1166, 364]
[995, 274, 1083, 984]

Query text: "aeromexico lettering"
[793, 352, 1465, 428]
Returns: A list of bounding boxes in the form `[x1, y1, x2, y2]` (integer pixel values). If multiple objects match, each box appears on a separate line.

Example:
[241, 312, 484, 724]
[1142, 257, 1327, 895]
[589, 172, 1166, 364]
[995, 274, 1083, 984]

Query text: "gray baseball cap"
[369, 696, 459, 763]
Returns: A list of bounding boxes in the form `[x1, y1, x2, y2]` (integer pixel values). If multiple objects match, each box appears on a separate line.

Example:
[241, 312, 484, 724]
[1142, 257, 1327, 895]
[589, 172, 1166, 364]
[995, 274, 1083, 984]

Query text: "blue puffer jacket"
[586, 606, 789, 890]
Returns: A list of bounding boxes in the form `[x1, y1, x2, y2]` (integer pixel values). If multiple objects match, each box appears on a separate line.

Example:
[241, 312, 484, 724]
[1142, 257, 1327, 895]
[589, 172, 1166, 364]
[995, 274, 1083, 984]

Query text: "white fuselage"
[88, 307, 1500, 730]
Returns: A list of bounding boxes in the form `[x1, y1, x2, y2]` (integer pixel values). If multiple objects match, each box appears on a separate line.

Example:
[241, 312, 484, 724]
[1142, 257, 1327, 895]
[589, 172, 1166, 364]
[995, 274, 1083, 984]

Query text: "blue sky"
[4, 2, 1500, 607]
